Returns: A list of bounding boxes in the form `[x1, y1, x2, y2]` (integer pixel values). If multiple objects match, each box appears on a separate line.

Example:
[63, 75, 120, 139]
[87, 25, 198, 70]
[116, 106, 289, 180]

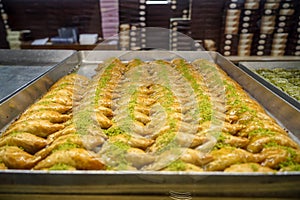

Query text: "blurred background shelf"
[1, 0, 300, 57]
[20, 42, 118, 50]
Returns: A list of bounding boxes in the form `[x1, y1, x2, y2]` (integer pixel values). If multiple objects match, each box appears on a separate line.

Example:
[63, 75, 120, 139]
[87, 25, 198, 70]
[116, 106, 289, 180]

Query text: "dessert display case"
[0, 50, 299, 199]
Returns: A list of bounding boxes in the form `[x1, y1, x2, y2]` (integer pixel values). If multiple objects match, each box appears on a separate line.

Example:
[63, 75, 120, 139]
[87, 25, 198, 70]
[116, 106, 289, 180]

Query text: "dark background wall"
[1, 0, 300, 56]
[0, 12, 9, 48]
[2, 0, 102, 39]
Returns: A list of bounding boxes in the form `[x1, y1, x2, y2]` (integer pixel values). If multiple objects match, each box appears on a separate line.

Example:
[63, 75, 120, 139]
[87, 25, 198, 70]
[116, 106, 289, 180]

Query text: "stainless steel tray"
[239, 61, 300, 110]
[0, 49, 78, 130]
[0, 51, 299, 199]
[0, 49, 76, 103]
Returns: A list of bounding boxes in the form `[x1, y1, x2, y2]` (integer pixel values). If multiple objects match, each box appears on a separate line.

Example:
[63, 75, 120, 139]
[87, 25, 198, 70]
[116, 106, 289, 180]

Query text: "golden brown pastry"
[217, 132, 249, 149]
[204, 147, 264, 171]
[24, 102, 72, 114]
[179, 148, 214, 166]
[47, 124, 77, 143]
[95, 105, 114, 118]
[136, 96, 156, 107]
[18, 110, 71, 123]
[240, 121, 288, 136]
[109, 134, 154, 150]
[34, 148, 105, 170]
[162, 161, 204, 172]
[92, 112, 112, 129]
[50, 73, 89, 89]
[174, 132, 208, 148]
[247, 132, 299, 153]
[0, 162, 7, 169]
[134, 110, 151, 125]
[125, 148, 155, 168]
[0, 132, 47, 154]
[222, 122, 245, 135]
[36, 133, 105, 159]
[40, 93, 73, 106]
[224, 163, 275, 173]
[4, 119, 64, 138]
[260, 147, 300, 169]
[142, 148, 213, 171]
[0, 146, 40, 169]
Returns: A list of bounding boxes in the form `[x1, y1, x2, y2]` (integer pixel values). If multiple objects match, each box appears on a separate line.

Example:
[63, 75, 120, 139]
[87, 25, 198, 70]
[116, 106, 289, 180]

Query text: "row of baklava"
[0, 58, 299, 172]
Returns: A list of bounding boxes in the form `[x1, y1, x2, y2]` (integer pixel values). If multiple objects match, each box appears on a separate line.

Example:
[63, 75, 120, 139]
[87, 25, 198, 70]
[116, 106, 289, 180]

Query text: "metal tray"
[0, 51, 300, 199]
[239, 61, 300, 110]
[0, 49, 76, 103]
[0, 49, 78, 130]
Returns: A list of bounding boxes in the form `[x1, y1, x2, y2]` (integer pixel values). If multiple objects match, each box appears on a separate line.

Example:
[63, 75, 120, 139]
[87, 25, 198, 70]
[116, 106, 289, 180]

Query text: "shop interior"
[0, 1, 300, 199]
[1, 0, 300, 57]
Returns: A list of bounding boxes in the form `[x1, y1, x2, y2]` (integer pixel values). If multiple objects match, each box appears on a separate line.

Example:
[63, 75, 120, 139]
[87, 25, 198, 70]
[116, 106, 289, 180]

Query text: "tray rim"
[1, 168, 300, 175]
